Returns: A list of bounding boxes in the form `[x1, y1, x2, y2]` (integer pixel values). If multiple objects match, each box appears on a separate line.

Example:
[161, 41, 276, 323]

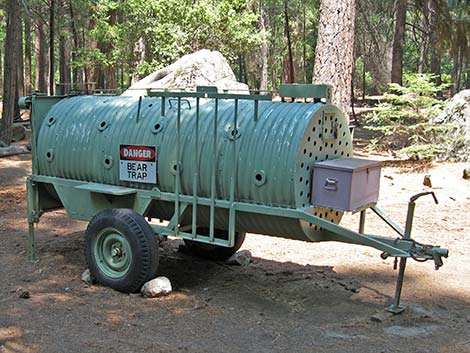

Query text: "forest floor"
[1, 142, 470, 353]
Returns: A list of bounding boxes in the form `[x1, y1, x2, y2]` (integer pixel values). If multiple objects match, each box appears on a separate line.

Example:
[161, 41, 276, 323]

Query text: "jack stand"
[385, 191, 438, 314]
[26, 177, 39, 263]
[386, 256, 407, 314]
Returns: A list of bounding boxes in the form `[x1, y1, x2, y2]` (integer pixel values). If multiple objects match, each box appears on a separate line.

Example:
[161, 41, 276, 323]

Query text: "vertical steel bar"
[136, 96, 142, 123]
[192, 97, 200, 239]
[228, 99, 238, 247]
[161, 97, 166, 116]
[209, 98, 218, 242]
[26, 177, 38, 263]
[174, 97, 182, 235]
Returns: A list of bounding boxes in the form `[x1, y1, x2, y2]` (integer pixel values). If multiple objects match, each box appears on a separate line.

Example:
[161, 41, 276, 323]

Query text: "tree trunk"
[24, 6, 32, 95]
[313, 0, 356, 117]
[58, 0, 70, 94]
[49, 0, 55, 95]
[418, 0, 428, 74]
[391, 0, 407, 85]
[35, 16, 48, 93]
[17, 18, 25, 97]
[283, 0, 295, 83]
[1, 0, 21, 145]
[428, 0, 441, 86]
[69, 0, 81, 88]
[259, 8, 268, 92]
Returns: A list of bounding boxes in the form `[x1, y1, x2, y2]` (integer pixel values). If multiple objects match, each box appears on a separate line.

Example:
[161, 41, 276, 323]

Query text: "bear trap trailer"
[22, 84, 448, 314]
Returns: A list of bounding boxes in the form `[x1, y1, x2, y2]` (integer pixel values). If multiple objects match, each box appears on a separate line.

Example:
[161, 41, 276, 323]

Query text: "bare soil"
[1, 152, 469, 353]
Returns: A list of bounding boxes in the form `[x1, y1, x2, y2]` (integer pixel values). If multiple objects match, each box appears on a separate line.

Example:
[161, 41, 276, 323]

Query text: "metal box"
[311, 158, 382, 212]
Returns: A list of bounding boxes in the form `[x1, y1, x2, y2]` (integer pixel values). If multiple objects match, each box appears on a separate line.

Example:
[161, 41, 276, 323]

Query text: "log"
[0, 145, 30, 157]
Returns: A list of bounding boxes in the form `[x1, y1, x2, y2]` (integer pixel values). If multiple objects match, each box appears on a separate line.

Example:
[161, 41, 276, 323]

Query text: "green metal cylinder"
[36, 95, 352, 241]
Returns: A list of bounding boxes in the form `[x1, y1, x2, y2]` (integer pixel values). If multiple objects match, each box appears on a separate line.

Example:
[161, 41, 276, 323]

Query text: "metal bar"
[161, 97, 166, 116]
[26, 177, 38, 263]
[370, 205, 405, 237]
[209, 98, 218, 242]
[192, 97, 200, 239]
[147, 90, 272, 101]
[136, 96, 142, 123]
[386, 200, 415, 314]
[254, 99, 259, 122]
[174, 97, 182, 236]
[228, 99, 238, 247]
[359, 210, 366, 233]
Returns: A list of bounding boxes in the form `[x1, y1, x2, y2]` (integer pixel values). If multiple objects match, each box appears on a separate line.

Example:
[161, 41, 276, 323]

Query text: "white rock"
[226, 250, 252, 266]
[81, 269, 95, 285]
[141, 276, 172, 298]
[123, 49, 249, 96]
[434, 89, 470, 161]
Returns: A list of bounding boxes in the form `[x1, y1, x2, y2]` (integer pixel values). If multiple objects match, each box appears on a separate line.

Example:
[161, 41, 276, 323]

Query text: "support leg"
[26, 177, 39, 263]
[386, 257, 407, 314]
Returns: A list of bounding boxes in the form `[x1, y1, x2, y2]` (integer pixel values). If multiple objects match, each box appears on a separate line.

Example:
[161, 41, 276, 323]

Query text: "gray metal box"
[311, 158, 382, 212]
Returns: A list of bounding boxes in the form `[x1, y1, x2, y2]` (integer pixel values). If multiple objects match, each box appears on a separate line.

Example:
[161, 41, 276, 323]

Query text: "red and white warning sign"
[119, 145, 157, 184]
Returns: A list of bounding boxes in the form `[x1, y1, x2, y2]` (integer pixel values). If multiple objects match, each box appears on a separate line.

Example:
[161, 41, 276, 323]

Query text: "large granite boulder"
[434, 90, 470, 161]
[123, 49, 248, 96]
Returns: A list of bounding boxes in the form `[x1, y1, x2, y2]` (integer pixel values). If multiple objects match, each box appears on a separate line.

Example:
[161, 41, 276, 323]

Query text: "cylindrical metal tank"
[36, 95, 353, 241]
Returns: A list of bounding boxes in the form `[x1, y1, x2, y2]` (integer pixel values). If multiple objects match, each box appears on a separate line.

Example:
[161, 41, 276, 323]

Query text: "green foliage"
[364, 73, 451, 158]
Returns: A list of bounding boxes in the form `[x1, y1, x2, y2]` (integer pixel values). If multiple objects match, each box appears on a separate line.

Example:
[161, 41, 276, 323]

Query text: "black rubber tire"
[183, 228, 246, 261]
[85, 208, 159, 293]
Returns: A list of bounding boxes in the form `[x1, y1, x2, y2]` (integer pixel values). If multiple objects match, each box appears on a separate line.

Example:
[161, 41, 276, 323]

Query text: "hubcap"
[94, 228, 132, 278]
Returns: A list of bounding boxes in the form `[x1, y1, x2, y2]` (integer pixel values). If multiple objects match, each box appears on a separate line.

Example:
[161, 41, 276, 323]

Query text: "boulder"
[141, 276, 172, 298]
[434, 90, 470, 161]
[123, 49, 249, 96]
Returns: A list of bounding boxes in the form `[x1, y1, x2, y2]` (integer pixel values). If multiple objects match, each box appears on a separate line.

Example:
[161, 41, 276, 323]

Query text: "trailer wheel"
[183, 228, 246, 261]
[85, 209, 159, 293]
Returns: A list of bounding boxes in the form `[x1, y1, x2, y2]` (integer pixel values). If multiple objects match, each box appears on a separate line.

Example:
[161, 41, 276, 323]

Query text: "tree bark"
[69, 0, 81, 87]
[428, 0, 441, 86]
[24, 5, 32, 95]
[49, 0, 55, 95]
[283, 0, 295, 83]
[418, 0, 428, 74]
[35, 14, 49, 93]
[17, 18, 25, 97]
[391, 0, 407, 85]
[259, 8, 268, 92]
[1, 0, 21, 145]
[313, 0, 356, 117]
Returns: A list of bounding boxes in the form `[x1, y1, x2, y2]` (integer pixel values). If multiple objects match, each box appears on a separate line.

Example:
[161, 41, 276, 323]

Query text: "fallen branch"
[0, 145, 31, 158]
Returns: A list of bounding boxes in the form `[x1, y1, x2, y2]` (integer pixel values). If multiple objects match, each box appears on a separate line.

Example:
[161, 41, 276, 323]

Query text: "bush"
[363, 73, 451, 158]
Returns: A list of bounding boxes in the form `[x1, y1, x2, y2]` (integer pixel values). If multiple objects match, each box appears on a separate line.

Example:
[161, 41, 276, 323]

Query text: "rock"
[433, 89, 470, 162]
[81, 269, 95, 285]
[123, 49, 249, 96]
[19, 290, 30, 299]
[225, 250, 252, 266]
[141, 277, 172, 298]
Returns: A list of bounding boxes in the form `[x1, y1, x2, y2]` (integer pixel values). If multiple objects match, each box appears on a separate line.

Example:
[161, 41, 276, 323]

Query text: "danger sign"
[119, 145, 157, 184]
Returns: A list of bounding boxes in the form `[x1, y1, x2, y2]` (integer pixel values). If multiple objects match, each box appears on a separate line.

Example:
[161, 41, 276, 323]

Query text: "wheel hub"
[94, 228, 132, 278]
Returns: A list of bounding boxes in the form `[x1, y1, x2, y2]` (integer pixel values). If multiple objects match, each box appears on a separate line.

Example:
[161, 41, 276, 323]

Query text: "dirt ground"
[1, 150, 470, 353]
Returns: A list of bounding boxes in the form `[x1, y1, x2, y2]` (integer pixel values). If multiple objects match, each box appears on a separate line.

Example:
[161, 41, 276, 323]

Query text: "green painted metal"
[24, 88, 449, 312]
[93, 227, 132, 278]
[279, 84, 332, 102]
[33, 93, 352, 242]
